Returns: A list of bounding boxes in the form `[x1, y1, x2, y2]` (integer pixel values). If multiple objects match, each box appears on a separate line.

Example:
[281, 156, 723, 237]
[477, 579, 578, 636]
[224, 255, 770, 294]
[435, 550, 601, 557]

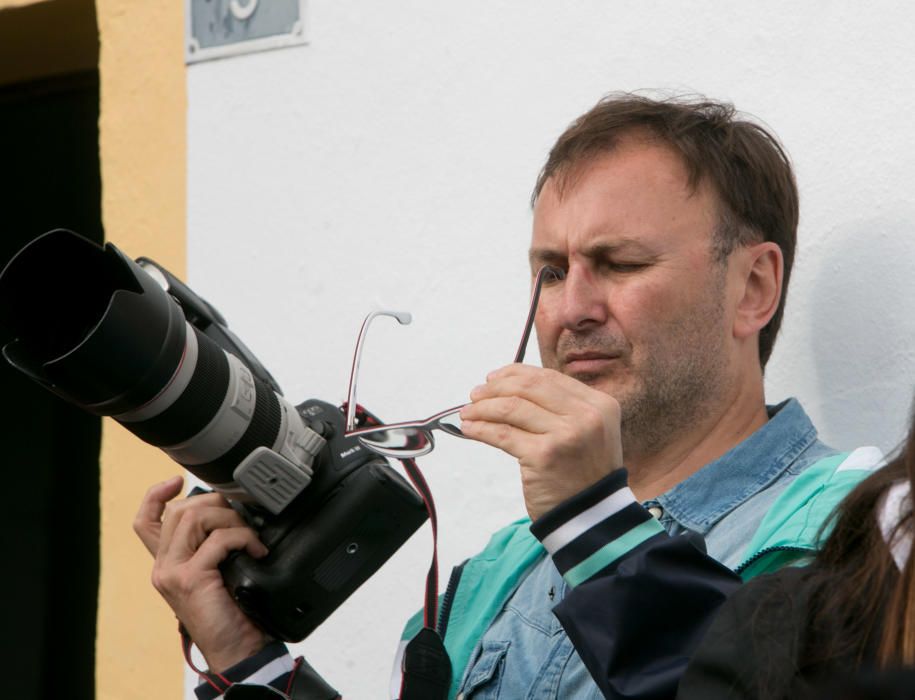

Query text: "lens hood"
[0, 229, 186, 414]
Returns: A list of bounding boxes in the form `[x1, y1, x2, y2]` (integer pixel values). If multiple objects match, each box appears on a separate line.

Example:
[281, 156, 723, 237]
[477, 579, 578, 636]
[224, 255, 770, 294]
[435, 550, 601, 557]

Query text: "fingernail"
[470, 385, 484, 399]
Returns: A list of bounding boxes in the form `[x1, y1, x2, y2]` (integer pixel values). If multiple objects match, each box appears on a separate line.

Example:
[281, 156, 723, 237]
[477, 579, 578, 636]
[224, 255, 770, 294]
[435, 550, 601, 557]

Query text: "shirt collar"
[653, 398, 818, 534]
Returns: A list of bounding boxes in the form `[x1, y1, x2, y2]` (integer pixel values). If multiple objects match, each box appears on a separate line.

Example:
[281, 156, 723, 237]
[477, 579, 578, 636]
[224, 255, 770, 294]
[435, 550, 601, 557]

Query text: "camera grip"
[221, 461, 427, 641]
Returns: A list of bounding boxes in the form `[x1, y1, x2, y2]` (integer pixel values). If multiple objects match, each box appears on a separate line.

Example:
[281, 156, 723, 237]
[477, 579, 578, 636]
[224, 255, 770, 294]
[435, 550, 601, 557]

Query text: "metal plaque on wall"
[186, 0, 307, 64]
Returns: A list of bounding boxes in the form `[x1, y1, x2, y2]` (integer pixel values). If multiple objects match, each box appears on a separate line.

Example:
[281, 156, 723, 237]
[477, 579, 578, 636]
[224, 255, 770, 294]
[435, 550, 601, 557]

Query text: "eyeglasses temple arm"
[513, 265, 565, 363]
[345, 310, 413, 431]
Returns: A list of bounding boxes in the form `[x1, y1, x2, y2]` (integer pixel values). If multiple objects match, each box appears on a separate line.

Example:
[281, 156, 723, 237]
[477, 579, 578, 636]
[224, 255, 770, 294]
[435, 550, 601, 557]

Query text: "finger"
[134, 475, 185, 556]
[460, 418, 538, 459]
[158, 506, 251, 565]
[472, 365, 596, 413]
[192, 527, 269, 571]
[158, 492, 232, 558]
[487, 364, 598, 401]
[460, 396, 554, 435]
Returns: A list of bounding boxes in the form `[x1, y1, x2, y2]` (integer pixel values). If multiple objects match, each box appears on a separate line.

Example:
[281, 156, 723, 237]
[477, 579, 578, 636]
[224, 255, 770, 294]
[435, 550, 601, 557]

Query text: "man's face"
[530, 139, 735, 453]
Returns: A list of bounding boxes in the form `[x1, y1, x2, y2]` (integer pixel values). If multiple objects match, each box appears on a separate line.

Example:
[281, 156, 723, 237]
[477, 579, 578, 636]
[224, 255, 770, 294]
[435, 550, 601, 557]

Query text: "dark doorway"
[0, 68, 103, 698]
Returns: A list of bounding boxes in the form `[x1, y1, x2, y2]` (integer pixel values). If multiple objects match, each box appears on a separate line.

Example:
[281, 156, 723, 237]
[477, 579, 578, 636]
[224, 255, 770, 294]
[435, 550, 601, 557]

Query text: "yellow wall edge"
[0, 0, 185, 696]
[95, 2, 186, 698]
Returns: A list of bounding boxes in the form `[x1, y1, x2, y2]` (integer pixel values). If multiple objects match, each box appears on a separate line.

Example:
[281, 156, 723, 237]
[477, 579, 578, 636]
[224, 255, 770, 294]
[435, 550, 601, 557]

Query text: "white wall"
[186, 2, 915, 696]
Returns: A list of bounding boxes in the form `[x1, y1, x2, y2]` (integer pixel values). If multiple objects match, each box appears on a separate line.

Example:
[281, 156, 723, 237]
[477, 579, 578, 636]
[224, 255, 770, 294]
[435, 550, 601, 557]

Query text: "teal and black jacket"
[397, 448, 882, 699]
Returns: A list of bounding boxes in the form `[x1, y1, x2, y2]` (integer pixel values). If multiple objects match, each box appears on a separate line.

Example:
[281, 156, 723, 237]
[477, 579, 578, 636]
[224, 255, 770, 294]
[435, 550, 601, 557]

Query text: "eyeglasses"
[343, 265, 565, 458]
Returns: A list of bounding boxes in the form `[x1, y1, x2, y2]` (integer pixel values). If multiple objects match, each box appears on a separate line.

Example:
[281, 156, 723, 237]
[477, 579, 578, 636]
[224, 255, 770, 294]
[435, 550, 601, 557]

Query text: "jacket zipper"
[437, 560, 467, 640]
[735, 545, 811, 575]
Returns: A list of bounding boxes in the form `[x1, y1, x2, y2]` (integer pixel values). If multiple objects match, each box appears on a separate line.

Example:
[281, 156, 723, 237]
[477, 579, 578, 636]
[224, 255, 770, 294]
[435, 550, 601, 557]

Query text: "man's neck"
[626, 386, 770, 502]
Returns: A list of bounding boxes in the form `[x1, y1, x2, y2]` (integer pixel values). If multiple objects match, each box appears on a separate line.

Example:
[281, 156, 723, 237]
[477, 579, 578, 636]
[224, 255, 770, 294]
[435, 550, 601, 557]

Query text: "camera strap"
[395, 456, 451, 699]
[352, 406, 451, 699]
[400, 459, 451, 700]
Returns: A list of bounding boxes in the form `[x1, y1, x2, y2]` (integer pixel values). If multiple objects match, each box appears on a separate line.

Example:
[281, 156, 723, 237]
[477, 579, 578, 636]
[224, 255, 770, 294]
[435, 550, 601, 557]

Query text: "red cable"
[349, 404, 441, 630]
[286, 657, 304, 695]
[400, 457, 439, 627]
[181, 627, 231, 694]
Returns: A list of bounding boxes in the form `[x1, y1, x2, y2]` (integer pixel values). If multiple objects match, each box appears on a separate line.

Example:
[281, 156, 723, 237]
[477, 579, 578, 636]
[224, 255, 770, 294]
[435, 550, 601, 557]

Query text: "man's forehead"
[529, 143, 720, 262]
[540, 140, 701, 205]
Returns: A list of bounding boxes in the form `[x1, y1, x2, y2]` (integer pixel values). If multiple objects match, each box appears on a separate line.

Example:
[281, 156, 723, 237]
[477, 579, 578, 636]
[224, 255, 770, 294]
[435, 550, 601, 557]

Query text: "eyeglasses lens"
[355, 426, 434, 458]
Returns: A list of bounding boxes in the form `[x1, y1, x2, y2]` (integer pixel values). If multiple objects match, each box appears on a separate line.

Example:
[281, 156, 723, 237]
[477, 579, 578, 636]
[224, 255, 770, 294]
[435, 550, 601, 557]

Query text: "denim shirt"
[455, 398, 838, 699]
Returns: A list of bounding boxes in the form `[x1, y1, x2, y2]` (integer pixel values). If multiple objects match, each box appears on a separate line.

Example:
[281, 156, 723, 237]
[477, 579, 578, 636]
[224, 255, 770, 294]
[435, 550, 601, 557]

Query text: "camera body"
[223, 396, 427, 641]
[0, 229, 428, 641]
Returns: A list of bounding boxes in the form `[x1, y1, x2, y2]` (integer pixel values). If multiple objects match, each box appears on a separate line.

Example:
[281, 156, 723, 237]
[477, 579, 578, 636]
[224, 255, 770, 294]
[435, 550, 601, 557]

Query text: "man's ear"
[732, 241, 783, 341]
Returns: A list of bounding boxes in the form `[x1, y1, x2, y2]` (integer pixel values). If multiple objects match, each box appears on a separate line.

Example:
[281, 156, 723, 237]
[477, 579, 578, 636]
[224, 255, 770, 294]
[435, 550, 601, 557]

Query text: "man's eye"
[603, 260, 648, 272]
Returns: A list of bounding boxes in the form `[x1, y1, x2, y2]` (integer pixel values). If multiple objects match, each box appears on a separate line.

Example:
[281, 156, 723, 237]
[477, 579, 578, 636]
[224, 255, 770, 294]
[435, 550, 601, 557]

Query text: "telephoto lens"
[0, 229, 432, 643]
[0, 229, 322, 512]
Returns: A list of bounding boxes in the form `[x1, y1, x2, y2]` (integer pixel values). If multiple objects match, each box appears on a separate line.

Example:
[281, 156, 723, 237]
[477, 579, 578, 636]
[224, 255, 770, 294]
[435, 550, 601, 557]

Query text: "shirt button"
[648, 506, 663, 520]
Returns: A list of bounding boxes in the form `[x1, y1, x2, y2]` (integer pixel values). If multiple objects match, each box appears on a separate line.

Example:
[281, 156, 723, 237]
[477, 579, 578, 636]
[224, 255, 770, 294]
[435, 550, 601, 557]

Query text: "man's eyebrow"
[581, 238, 657, 259]
[528, 248, 566, 267]
[529, 237, 658, 267]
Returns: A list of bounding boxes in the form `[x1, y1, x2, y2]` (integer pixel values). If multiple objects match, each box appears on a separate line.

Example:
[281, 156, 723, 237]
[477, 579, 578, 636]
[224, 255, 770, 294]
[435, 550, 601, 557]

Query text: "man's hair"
[532, 92, 798, 369]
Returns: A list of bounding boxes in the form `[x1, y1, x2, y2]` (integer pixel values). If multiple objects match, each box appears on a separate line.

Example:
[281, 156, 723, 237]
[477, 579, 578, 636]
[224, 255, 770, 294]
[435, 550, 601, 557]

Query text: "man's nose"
[557, 267, 608, 330]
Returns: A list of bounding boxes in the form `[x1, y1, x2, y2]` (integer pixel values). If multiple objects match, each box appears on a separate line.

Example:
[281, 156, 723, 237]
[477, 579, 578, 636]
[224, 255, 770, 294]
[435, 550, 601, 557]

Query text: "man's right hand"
[460, 364, 624, 520]
[134, 476, 271, 673]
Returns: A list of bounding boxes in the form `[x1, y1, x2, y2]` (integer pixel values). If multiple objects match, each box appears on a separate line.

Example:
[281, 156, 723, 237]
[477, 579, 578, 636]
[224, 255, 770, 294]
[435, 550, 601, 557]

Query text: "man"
[135, 94, 881, 698]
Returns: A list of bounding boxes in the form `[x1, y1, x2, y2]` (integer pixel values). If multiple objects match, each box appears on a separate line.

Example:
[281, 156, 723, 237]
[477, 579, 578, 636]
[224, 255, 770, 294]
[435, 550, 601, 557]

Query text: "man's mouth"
[562, 351, 622, 373]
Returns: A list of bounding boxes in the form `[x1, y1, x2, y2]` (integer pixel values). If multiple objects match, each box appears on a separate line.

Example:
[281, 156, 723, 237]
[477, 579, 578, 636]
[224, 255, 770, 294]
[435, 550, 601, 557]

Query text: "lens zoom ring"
[187, 377, 282, 485]
[123, 328, 230, 447]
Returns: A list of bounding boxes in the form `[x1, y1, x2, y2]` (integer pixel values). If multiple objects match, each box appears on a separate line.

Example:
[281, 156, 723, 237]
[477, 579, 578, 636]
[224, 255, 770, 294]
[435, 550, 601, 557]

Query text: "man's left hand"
[460, 364, 624, 520]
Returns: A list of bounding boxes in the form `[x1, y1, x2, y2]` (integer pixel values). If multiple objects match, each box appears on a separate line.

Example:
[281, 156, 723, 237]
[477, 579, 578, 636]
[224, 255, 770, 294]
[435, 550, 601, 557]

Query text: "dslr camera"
[0, 229, 428, 641]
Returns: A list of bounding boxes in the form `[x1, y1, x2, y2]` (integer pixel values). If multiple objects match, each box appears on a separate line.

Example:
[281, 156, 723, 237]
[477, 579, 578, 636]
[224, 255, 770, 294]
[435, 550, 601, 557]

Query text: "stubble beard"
[548, 272, 731, 463]
[617, 316, 728, 462]
[620, 276, 730, 461]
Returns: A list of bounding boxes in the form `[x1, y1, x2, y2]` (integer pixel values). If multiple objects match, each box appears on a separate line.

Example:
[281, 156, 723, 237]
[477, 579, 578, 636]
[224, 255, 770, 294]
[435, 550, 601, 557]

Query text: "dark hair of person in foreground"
[811, 426, 915, 668]
[678, 408, 915, 699]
